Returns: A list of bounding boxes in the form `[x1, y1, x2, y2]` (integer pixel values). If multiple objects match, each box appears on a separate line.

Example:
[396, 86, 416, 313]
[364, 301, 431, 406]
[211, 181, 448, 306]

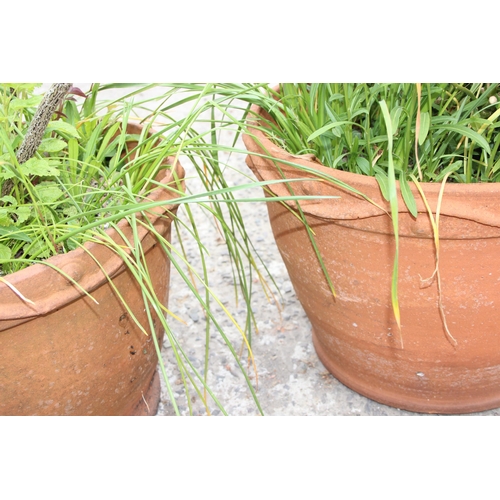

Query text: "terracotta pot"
[0, 124, 184, 416]
[243, 103, 500, 414]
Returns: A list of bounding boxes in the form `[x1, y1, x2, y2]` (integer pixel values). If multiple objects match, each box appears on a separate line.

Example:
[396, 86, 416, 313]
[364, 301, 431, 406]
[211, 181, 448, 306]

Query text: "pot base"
[244, 99, 500, 416]
[311, 329, 500, 415]
[130, 369, 161, 416]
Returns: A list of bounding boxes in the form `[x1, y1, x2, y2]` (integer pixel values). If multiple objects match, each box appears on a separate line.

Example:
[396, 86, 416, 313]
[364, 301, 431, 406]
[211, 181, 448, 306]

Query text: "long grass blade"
[379, 100, 403, 347]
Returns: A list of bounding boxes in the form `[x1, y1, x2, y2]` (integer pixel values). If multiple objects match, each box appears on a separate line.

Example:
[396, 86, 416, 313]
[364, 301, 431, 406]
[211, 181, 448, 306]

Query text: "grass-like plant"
[1, 83, 334, 415]
[261, 83, 500, 338]
[172, 83, 500, 345]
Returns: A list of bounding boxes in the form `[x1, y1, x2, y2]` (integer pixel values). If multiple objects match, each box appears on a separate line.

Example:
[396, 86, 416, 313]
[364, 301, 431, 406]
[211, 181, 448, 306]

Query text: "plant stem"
[16, 83, 72, 164]
[2, 83, 72, 198]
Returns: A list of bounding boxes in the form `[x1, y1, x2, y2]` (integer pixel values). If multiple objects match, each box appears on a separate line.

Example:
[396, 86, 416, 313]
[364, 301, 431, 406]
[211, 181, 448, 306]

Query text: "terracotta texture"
[0, 125, 184, 416]
[244, 104, 500, 414]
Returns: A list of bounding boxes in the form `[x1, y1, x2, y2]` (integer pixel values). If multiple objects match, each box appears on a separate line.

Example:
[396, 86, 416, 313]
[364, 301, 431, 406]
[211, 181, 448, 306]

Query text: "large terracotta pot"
[243, 103, 500, 414]
[0, 124, 184, 416]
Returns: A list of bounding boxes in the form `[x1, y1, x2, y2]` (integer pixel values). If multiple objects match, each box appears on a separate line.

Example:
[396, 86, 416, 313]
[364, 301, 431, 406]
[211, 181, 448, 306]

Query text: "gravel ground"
[77, 84, 500, 416]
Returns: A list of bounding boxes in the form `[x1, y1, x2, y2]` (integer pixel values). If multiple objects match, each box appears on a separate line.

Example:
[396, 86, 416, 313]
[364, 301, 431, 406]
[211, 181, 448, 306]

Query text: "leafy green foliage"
[0, 83, 343, 415]
[242, 83, 500, 184]
[0, 84, 176, 274]
[2, 83, 313, 415]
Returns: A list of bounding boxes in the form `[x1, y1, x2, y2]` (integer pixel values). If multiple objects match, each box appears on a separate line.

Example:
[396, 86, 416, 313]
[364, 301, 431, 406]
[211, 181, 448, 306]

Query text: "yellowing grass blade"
[0, 277, 35, 305]
[379, 100, 403, 348]
[410, 173, 457, 347]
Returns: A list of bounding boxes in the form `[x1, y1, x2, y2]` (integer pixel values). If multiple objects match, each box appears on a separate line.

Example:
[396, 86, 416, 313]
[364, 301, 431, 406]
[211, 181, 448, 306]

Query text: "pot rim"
[242, 88, 500, 227]
[0, 124, 185, 322]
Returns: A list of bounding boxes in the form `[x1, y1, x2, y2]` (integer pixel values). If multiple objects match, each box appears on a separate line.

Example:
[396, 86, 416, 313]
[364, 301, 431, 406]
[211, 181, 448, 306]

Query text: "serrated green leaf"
[0, 195, 17, 206]
[21, 158, 60, 177]
[63, 206, 79, 217]
[0, 226, 32, 242]
[46, 121, 80, 138]
[399, 174, 418, 218]
[24, 240, 51, 259]
[34, 183, 63, 203]
[38, 138, 67, 153]
[2, 83, 40, 93]
[38, 138, 68, 154]
[418, 112, 430, 146]
[0, 209, 13, 226]
[9, 95, 43, 110]
[0, 168, 16, 180]
[15, 206, 31, 224]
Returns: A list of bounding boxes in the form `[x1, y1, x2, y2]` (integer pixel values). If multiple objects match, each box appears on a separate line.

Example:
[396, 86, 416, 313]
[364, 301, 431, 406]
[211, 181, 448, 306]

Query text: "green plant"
[1, 83, 331, 415]
[172, 83, 500, 346]
[0, 84, 258, 412]
[251, 84, 499, 179]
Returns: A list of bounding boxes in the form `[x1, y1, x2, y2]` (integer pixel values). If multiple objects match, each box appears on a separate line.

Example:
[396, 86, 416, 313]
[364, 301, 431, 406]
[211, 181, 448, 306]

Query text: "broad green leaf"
[375, 172, 390, 201]
[323, 107, 342, 137]
[38, 138, 67, 153]
[491, 158, 500, 174]
[356, 157, 371, 175]
[380, 103, 394, 138]
[63, 206, 79, 217]
[34, 182, 63, 203]
[436, 124, 491, 154]
[2, 83, 40, 93]
[82, 118, 107, 164]
[21, 158, 60, 177]
[0, 210, 12, 226]
[392, 159, 404, 174]
[399, 174, 418, 218]
[0, 226, 32, 242]
[0, 195, 17, 206]
[418, 112, 430, 146]
[0, 243, 11, 260]
[24, 240, 51, 258]
[15, 206, 31, 225]
[9, 95, 43, 110]
[96, 122, 121, 162]
[46, 121, 80, 138]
